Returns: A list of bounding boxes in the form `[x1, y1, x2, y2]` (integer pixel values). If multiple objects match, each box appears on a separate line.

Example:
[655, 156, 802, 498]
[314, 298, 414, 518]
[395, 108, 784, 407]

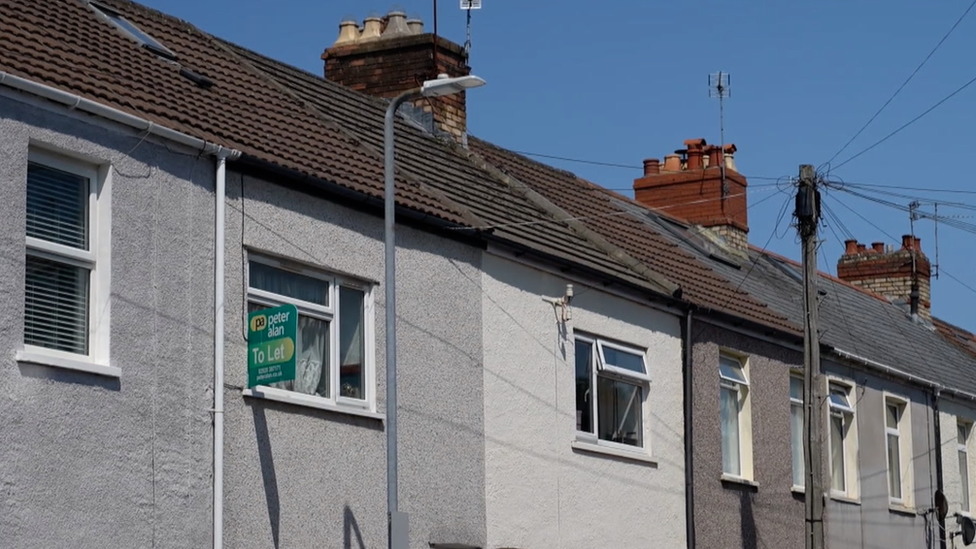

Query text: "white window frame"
[245, 254, 376, 413]
[883, 393, 913, 508]
[826, 378, 859, 500]
[16, 148, 114, 377]
[719, 353, 753, 481]
[790, 371, 805, 490]
[960, 419, 973, 513]
[573, 332, 651, 456]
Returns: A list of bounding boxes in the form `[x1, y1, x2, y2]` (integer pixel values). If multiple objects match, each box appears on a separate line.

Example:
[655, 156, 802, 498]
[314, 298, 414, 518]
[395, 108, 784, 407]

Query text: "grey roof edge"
[452, 144, 682, 298]
[832, 346, 976, 403]
[207, 34, 486, 231]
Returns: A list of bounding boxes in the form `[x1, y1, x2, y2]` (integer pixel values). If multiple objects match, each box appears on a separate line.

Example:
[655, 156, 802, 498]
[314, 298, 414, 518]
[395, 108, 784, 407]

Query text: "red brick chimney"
[633, 139, 749, 249]
[322, 12, 472, 144]
[837, 235, 932, 321]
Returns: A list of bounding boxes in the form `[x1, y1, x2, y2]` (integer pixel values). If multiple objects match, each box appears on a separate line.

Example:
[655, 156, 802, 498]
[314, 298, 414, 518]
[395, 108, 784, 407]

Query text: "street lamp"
[383, 73, 486, 549]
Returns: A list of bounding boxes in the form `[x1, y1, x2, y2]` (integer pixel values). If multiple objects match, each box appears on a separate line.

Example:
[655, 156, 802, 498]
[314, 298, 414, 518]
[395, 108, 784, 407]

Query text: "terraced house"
[3, 1, 976, 549]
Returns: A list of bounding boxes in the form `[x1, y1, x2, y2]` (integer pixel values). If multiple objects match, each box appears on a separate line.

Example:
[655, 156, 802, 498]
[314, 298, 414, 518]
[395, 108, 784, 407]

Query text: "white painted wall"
[481, 251, 685, 549]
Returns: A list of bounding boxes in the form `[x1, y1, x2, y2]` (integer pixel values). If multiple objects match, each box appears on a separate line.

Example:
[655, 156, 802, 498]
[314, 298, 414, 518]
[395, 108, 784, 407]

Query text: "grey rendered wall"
[691, 323, 805, 549]
[822, 359, 936, 549]
[0, 92, 216, 548]
[221, 173, 485, 549]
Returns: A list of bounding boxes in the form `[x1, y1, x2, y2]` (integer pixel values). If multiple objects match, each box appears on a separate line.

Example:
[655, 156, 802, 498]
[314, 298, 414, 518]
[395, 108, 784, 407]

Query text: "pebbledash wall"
[691, 320, 939, 549]
[0, 85, 489, 548]
[220, 171, 487, 549]
[0, 89, 217, 548]
[480, 250, 686, 549]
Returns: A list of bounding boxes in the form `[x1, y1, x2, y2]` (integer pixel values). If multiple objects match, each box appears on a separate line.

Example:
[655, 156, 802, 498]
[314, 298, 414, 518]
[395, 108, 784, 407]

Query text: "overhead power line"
[824, 0, 976, 168]
[832, 71, 976, 171]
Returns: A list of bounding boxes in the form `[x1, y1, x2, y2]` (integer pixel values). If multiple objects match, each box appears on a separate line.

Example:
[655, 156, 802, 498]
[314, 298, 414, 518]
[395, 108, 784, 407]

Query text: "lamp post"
[383, 73, 485, 549]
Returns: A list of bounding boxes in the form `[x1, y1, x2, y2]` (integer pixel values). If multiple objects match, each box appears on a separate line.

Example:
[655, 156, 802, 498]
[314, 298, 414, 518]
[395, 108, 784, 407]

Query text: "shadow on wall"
[740, 489, 758, 549]
[345, 505, 367, 549]
[252, 405, 281, 549]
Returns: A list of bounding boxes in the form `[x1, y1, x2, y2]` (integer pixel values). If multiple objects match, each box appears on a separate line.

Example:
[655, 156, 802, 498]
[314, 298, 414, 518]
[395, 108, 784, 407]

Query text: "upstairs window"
[884, 395, 913, 506]
[719, 354, 753, 479]
[247, 256, 373, 409]
[574, 334, 649, 450]
[827, 381, 857, 498]
[790, 373, 805, 488]
[960, 420, 972, 512]
[21, 149, 111, 370]
[89, 2, 177, 60]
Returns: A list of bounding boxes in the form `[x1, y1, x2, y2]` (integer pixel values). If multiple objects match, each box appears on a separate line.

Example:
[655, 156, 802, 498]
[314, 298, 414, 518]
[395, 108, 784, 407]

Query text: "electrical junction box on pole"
[248, 303, 298, 388]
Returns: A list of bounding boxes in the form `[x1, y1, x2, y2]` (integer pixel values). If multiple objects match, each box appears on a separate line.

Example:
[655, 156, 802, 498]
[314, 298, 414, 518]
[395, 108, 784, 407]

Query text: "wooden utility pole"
[797, 164, 825, 549]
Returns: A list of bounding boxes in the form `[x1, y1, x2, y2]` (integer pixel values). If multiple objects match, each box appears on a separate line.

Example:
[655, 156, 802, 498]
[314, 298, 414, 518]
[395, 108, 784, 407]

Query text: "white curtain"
[791, 402, 804, 486]
[721, 385, 741, 475]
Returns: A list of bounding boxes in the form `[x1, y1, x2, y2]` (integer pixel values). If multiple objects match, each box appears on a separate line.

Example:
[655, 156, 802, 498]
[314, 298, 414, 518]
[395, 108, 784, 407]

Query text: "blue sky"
[142, 0, 976, 330]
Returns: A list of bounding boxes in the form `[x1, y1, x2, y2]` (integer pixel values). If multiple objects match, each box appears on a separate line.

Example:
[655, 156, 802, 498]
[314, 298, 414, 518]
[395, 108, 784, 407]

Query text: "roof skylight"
[89, 2, 177, 61]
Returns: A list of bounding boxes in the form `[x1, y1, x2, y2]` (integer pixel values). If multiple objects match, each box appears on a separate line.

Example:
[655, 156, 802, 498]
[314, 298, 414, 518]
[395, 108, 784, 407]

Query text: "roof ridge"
[204, 30, 485, 230]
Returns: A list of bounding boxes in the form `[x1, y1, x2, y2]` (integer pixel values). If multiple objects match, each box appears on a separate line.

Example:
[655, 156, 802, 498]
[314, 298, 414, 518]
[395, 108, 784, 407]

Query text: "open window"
[827, 380, 859, 499]
[89, 2, 178, 60]
[574, 334, 649, 451]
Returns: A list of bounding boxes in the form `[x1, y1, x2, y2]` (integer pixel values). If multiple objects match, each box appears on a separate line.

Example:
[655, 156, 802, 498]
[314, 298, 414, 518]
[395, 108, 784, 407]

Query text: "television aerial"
[459, 0, 482, 56]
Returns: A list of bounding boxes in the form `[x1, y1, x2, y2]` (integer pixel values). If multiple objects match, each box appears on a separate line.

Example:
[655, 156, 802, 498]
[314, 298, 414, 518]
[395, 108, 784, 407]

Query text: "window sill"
[888, 502, 918, 516]
[791, 485, 805, 495]
[570, 441, 658, 466]
[829, 493, 861, 506]
[16, 349, 119, 378]
[720, 474, 759, 490]
[242, 387, 384, 421]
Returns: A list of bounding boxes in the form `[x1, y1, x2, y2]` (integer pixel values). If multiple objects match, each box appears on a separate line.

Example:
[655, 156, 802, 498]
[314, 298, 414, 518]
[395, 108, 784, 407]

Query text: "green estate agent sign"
[248, 303, 298, 388]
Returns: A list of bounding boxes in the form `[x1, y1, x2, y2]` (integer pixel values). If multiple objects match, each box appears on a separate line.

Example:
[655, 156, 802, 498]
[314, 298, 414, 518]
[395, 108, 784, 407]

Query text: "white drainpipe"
[0, 71, 242, 549]
[212, 150, 231, 549]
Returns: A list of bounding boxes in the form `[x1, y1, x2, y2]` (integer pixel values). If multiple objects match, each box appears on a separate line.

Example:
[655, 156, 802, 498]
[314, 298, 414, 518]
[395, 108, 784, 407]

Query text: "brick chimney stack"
[632, 139, 749, 249]
[322, 12, 472, 145]
[837, 235, 932, 321]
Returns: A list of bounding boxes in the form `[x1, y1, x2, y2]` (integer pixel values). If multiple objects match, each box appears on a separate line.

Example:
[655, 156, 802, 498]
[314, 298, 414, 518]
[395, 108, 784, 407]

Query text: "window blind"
[26, 162, 89, 250]
[24, 256, 90, 354]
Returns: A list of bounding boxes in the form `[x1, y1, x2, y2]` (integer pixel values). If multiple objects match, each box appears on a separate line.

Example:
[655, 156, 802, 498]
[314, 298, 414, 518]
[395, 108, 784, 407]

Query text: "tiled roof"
[220, 41, 667, 294]
[468, 139, 797, 333]
[6, 0, 976, 393]
[612, 200, 976, 395]
[0, 0, 469, 225]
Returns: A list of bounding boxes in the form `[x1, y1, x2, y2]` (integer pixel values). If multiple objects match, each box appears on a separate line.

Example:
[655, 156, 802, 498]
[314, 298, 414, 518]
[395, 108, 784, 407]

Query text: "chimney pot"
[406, 18, 424, 34]
[845, 239, 858, 254]
[724, 153, 737, 172]
[901, 234, 914, 250]
[382, 11, 411, 38]
[334, 20, 361, 46]
[915, 236, 922, 251]
[684, 138, 707, 150]
[872, 242, 884, 253]
[643, 158, 661, 176]
[706, 146, 722, 169]
[360, 16, 383, 41]
[857, 243, 867, 252]
[663, 154, 682, 172]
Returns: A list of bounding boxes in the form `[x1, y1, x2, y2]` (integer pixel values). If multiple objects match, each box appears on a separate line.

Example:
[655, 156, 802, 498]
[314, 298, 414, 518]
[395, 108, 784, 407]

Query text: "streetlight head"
[420, 74, 486, 97]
